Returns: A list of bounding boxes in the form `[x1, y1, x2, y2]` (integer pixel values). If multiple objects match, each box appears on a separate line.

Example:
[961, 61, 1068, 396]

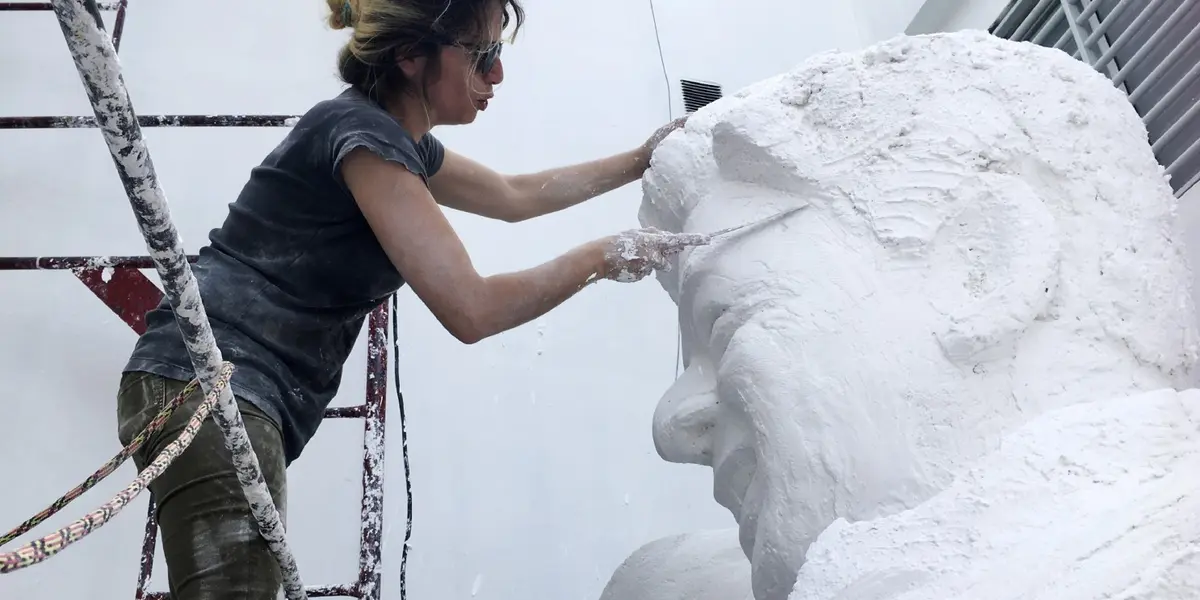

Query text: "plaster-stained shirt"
[125, 86, 445, 464]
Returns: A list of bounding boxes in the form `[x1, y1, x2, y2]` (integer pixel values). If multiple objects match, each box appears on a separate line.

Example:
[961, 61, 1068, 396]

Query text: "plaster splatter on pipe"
[48, 1, 306, 598]
[357, 306, 389, 600]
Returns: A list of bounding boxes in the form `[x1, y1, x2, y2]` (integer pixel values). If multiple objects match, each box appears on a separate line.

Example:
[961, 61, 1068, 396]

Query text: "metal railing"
[0, 2, 390, 598]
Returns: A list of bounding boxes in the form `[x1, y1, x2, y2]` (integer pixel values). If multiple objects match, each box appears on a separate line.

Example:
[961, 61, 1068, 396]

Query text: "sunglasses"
[470, 41, 502, 75]
[427, 33, 502, 74]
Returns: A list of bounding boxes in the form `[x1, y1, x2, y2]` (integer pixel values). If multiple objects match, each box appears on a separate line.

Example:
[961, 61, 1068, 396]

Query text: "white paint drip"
[535, 319, 547, 356]
[86, 256, 116, 269]
[635, 31, 1198, 600]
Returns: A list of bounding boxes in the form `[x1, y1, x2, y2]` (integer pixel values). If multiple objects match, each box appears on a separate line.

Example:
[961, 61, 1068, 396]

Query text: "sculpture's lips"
[711, 443, 759, 553]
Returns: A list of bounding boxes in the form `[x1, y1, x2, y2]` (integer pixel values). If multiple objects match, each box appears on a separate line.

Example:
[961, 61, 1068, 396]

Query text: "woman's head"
[327, 0, 524, 127]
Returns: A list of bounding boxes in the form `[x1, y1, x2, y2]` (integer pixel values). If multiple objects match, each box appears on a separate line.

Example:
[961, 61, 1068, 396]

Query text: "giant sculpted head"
[639, 31, 1198, 600]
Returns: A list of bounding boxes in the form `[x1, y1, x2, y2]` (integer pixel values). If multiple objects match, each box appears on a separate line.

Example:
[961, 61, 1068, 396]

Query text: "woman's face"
[424, 6, 505, 125]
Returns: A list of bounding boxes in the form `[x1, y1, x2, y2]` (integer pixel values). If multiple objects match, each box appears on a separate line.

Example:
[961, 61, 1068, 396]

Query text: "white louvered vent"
[990, 0, 1200, 196]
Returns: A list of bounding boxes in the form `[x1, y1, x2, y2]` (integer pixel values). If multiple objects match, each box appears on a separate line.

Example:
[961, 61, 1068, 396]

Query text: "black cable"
[648, 0, 673, 122]
[392, 292, 413, 600]
[647, 0, 684, 378]
[391, 11, 675, 597]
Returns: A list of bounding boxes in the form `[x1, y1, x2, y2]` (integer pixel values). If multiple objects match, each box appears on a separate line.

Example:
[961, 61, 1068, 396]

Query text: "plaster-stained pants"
[117, 371, 287, 600]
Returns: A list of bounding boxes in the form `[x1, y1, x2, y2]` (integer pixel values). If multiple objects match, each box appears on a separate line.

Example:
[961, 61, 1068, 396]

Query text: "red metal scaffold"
[0, 2, 390, 598]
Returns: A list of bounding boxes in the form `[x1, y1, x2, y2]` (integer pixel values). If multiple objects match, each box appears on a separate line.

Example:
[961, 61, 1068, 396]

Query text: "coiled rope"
[0, 361, 234, 573]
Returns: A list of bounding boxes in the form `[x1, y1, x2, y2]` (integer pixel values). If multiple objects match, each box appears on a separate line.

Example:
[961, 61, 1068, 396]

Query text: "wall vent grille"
[681, 79, 723, 113]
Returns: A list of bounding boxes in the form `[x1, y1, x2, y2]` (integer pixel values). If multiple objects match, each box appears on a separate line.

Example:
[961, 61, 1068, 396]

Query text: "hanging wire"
[391, 293, 414, 600]
[391, 8, 675, 596]
[387, 12, 679, 599]
[646, 0, 684, 378]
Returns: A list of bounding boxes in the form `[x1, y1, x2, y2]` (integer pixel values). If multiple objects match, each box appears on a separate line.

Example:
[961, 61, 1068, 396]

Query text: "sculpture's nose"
[652, 357, 721, 465]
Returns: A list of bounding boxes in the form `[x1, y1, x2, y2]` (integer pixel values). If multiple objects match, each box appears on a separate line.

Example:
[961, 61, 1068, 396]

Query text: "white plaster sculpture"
[626, 30, 1199, 600]
[789, 387, 1200, 600]
[598, 529, 752, 600]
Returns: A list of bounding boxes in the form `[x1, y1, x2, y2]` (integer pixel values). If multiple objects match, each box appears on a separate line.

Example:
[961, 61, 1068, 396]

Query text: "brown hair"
[326, 0, 525, 103]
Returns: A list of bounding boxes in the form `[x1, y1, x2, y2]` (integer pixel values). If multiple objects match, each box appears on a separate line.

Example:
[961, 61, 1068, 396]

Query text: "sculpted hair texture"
[326, 0, 525, 103]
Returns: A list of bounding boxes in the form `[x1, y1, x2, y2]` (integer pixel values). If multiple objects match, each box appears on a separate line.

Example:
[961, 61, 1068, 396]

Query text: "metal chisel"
[669, 204, 809, 247]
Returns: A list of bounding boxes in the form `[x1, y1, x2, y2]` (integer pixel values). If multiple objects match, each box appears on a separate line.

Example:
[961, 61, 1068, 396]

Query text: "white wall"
[851, 0, 930, 45]
[649, 0, 949, 119]
[650, 0, 863, 116]
[0, 1, 884, 599]
[907, 0, 1011, 35]
[649, 0, 940, 116]
[1178, 183, 1200, 388]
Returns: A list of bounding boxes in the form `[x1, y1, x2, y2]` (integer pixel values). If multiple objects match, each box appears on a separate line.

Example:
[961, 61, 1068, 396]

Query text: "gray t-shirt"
[125, 87, 444, 464]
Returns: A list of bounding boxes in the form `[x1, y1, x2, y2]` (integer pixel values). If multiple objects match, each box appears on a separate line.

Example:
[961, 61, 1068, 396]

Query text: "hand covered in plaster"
[638, 116, 689, 165]
[598, 227, 696, 283]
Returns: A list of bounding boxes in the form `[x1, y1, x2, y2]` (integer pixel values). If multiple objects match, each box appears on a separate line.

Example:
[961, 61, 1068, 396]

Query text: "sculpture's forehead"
[669, 34, 1095, 179]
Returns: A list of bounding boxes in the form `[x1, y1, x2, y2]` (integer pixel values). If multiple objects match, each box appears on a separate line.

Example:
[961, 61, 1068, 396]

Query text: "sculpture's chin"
[748, 514, 806, 600]
[733, 468, 763, 559]
[726, 464, 804, 600]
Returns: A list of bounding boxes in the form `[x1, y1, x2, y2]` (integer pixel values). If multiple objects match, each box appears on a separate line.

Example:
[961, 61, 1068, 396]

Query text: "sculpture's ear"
[653, 355, 721, 466]
[934, 174, 1062, 364]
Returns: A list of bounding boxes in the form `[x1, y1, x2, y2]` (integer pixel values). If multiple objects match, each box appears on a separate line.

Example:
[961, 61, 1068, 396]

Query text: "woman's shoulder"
[296, 87, 390, 129]
[301, 87, 435, 150]
[294, 87, 445, 180]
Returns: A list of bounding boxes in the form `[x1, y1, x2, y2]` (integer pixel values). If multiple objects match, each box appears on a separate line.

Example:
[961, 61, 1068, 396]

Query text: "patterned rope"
[49, 1, 305, 594]
[0, 374, 207, 547]
[0, 362, 234, 574]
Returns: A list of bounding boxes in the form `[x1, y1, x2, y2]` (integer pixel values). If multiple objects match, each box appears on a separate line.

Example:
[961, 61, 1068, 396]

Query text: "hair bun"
[326, 0, 356, 30]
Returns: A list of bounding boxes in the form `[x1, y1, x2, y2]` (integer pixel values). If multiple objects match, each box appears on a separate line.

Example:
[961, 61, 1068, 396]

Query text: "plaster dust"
[633, 29, 1198, 600]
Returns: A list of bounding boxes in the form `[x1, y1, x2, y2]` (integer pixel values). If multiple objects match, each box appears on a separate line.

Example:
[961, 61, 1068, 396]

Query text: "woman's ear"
[396, 54, 427, 79]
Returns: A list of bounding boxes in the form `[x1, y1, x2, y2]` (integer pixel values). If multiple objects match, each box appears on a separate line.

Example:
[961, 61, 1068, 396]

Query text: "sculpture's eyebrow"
[682, 263, 812, 361]
[677, 267, 732, 363]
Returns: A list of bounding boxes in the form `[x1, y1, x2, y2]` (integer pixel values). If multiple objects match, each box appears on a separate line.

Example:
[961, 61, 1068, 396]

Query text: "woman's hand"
[592, 226, 696, 283]
[636, 116, 689, 167]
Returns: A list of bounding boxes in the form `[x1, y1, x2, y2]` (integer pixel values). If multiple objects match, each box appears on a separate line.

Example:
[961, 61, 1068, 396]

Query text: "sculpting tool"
[670, 205, 808, 247]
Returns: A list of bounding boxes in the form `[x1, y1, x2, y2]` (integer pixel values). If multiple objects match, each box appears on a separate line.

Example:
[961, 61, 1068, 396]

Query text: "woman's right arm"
[342, 147, 611, 344]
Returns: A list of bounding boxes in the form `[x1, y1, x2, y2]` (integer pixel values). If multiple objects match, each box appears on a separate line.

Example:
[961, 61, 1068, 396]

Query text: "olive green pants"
[116, 371, 288, 600]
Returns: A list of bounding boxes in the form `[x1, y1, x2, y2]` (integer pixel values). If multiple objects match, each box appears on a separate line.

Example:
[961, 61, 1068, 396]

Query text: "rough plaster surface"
[635, 30, 1198, 600]
[791, 388, 1200, 600]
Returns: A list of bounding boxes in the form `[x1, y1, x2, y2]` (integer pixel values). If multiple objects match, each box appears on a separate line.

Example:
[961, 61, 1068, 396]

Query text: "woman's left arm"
[428, 117, 686, 222]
